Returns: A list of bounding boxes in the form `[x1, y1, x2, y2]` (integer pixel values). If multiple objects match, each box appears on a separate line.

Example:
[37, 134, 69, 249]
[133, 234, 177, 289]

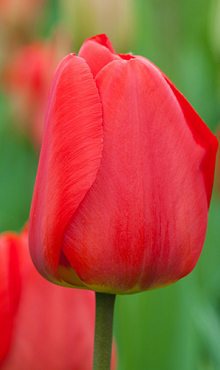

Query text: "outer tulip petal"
[61, 58, 214, 293]
[78, 34, 120, 77]
[29, 54, 103, 284]
[135, 56, 218, 206]
[0, 234, 21, 366]
[162, 76, 217, 206]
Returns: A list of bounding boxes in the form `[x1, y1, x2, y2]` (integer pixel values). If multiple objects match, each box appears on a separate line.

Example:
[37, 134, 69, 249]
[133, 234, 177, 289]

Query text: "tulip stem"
[93, 292, 116, 370]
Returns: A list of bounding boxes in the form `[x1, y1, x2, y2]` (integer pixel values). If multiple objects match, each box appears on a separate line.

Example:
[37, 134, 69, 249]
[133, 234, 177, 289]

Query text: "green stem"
[93, 292, 116, 370]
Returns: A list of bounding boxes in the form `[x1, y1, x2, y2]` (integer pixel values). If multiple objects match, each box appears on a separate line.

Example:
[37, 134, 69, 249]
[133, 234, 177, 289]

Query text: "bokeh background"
[0, 0, 220, 369]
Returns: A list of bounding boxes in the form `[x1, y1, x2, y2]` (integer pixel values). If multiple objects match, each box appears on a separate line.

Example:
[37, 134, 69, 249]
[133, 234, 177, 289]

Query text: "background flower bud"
[1, 31, 72, 149]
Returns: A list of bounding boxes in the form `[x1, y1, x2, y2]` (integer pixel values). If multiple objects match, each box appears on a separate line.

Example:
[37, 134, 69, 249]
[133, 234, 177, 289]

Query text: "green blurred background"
[0, 0, 220, 369]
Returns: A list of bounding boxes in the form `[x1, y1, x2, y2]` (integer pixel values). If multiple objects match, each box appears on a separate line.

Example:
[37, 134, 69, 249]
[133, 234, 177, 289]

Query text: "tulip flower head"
[29, 34, 218, 295]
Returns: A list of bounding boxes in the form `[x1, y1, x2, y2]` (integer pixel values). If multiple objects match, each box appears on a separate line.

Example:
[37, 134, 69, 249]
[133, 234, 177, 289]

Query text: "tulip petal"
[163, 77, 218, 206]
[78, 34, 120, 77]
[29, 54, 103, 283]
[135, 56, 218, 206]
[61, 58, 214, 293]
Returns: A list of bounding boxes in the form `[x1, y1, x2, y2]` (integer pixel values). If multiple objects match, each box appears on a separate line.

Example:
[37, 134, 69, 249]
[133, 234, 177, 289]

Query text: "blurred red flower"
[0, 233, 21, 365]
[0, 227, 117, 370]
[2, 35, 71, 149]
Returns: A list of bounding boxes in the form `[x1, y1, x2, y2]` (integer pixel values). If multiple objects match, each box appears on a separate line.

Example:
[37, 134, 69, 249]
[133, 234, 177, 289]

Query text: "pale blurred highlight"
[59, 0, 137, 53]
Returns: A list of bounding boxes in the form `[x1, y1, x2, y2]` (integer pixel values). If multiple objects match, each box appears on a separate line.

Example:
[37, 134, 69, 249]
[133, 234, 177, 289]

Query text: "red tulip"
[0, 228, 117, 369]
[29, 34, 218, 294]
